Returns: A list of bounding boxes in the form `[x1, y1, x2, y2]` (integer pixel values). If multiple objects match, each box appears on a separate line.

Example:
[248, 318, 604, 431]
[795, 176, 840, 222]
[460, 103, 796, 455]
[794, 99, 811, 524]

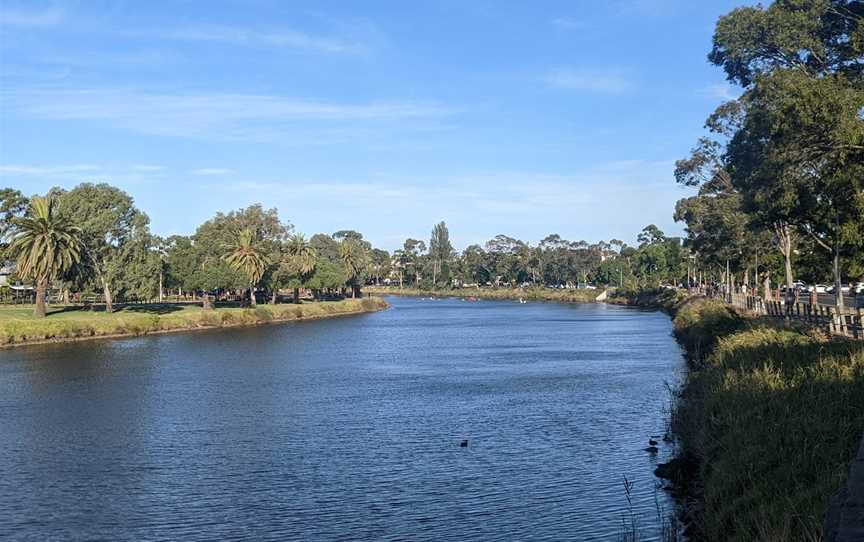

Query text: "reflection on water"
[0, 296, 683, 541]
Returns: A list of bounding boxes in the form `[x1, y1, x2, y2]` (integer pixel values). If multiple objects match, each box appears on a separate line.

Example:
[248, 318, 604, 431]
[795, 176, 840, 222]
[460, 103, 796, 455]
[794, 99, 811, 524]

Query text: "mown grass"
[669, 298, 864, 541]
[0, 297, 388, 346]
[365, 285, 600, 303]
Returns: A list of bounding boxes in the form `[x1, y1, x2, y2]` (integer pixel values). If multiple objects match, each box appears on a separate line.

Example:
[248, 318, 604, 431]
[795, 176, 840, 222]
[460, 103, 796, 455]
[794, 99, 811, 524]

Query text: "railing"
[698, 287, 864, 340]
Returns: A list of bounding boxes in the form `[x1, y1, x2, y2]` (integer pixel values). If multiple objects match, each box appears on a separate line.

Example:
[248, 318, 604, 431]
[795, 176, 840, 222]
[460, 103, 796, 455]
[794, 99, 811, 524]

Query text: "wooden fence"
[709, 290, 864, 340]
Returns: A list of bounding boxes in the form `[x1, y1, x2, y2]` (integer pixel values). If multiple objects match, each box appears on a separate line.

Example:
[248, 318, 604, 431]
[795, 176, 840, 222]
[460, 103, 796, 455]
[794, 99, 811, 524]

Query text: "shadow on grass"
[673, 328, 864, 541]
[122, 304, 188, 315]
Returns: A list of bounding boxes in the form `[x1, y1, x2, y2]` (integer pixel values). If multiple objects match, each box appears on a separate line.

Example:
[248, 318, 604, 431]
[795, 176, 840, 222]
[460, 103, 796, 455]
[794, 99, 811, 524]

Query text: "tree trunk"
[202, 293, 213, 310]
[834, 241, 845, 310]
[34, 278, 47, 318]
[272, 290, 278, 304]
[293, 287, 300, 304]
[351, 285, 356, 298]
[776, 222, 794, 291]
[249, 285, 257, 307]
[764, 273, 771, 301]
[102, 277, 114, 314]
[158, 269, 164, 303]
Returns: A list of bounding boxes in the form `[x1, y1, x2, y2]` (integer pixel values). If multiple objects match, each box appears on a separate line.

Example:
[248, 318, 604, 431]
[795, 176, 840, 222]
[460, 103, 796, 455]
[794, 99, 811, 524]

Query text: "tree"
[637, 225, 666, 247]
[459, 244, 490, 286]
[55, 183, 150, 313]
[8, 196, 83, 317]
[283, 234, 317, 303]
[726, 70, 864, 307]
[0, 188, 28, 257]
[400, 238, 426, 287]
[191, 204, 289, 304]
[339, 238, 367, 298]
[711, 0, 864, 308]
[223, 228, 270, 307]
[429, 221, 454, 288]
[369, 248, 391, 285]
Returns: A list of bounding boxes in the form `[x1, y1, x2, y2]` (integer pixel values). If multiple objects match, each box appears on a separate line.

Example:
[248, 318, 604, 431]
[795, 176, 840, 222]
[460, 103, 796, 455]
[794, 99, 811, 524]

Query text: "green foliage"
[223, 228, 270, 286]
[8, 196, 83, 285]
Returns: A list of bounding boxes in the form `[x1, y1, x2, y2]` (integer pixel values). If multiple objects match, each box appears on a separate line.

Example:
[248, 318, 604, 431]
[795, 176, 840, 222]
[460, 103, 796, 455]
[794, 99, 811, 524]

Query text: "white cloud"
[212, 159, 684, 249]
[550, 17, 585, 30]
[0, 163, 166, 186]
[3, 88, 457, 142]
[545, 69, 631, 94]
[0, 164, 101, 176]
[153, 24, 366, 55]
[698, 83, 740, 101]
[0, 7, 63, 27]
[191, 168, 232, 176]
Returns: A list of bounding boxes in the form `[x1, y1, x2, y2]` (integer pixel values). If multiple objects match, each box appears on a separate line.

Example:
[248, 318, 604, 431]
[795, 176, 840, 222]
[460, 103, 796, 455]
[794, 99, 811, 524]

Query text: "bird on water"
[460, 440, 468, 448]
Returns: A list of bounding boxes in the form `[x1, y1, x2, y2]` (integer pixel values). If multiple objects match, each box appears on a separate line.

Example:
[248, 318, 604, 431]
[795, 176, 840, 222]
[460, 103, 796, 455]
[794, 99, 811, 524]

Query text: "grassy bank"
[0, 297, 389, 347]
[607, 287, 688, 312]
[667, 298, 864, 541]
[365, 285, 600, 303]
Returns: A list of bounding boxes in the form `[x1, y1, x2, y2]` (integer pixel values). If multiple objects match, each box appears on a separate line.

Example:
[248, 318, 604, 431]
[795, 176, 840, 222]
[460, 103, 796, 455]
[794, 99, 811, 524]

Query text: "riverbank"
[661, 297, 864, 541]
[0, 297, 389, 348]
[365, 285, 599, 303]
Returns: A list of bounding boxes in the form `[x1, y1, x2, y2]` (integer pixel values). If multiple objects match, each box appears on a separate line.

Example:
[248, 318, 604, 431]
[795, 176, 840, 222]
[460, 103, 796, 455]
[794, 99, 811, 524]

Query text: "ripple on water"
[0, 296, 683, 541]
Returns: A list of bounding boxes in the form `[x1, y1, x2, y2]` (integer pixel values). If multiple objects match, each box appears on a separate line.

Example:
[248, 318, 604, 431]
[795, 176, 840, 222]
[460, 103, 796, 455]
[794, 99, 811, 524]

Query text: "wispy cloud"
[0, 163, 169, 187]
[3, 88, 457, 142]
[191, 168, 232, 176]
[0, 7, 63, 27]
[698, 83, 740, 101]
[215, 159, 682, 248]
[550, 17, 585, 30]
[614, 0, 678, 17]
[151, 24, 367, 55]
[0, 164, 101, 176]
[545, 68, 632, 94]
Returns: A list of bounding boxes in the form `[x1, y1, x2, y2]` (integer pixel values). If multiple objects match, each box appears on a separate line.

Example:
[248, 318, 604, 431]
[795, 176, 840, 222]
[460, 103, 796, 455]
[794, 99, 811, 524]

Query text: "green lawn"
[0, 297, 388, 346]
[0, 304, 202, 321]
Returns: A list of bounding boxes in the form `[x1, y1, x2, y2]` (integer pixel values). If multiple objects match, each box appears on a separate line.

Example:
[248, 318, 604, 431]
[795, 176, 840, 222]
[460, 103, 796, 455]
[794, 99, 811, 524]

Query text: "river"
[0, 296, 684, 541]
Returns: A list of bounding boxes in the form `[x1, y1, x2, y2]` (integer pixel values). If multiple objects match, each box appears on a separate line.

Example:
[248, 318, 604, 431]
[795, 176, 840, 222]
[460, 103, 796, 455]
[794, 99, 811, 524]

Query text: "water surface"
[0, 296, 683, 541]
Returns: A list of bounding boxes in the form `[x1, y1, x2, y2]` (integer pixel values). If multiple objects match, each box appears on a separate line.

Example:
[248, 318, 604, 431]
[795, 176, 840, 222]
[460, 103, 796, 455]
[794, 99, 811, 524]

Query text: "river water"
[0, 296, 684, 541]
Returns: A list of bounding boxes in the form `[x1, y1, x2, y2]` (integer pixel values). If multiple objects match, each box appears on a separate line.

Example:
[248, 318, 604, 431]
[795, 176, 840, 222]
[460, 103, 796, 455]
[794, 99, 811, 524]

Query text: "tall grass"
[669, 298, 864, 541]
[0, 297, 388, 346]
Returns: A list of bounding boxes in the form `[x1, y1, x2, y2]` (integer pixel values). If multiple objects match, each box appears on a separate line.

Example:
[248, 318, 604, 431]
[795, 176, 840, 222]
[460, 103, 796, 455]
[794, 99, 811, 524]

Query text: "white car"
[812, 284, 829, 294]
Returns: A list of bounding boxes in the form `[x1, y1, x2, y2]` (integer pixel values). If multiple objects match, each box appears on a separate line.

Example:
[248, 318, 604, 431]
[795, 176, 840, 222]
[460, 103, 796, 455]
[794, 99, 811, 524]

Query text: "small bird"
[644, 446, 659, 454]
[460, 439, 469, 448]
[648, 438, 659, 446]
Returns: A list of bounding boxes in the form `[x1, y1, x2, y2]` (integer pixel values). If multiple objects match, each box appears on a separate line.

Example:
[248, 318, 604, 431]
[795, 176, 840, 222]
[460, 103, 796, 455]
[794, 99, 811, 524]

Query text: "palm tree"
[223, 228, 269, 307]
[285, 234, 317, 304]
[339, 239, 366, 298]
[8, 196, 83, 318]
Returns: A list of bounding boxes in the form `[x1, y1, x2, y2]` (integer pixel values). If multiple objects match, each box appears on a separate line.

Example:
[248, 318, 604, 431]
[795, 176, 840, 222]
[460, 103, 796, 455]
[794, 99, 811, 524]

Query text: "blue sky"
[0, 0, 747, 251]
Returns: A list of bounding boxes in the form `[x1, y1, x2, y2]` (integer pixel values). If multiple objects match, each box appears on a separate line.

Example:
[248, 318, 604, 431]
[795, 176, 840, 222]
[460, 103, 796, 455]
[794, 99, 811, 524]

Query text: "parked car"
[826, 285, 851, 294]
[853, 282, 864, 294]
